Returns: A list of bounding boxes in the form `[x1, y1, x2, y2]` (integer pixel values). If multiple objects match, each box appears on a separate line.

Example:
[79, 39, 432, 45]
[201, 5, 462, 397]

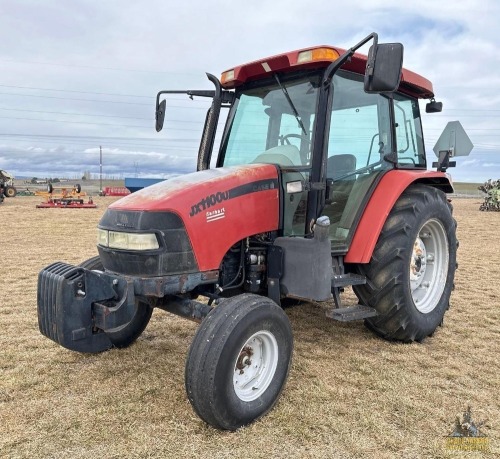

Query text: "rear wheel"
[185, 293, 293, 430]
[353, 185, 457, 342]
[4, 185, 16, 197]
[79, 256, 153, 348]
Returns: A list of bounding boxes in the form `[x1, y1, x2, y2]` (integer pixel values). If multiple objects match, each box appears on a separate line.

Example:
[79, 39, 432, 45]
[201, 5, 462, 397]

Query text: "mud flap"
[37, 262, 118, 353]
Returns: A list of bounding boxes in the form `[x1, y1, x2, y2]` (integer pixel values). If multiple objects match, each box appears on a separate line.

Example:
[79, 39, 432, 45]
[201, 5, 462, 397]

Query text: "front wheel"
[79, 256, 153, 348]
[353, 185, 457, 342]
[185, 293, 293, 430]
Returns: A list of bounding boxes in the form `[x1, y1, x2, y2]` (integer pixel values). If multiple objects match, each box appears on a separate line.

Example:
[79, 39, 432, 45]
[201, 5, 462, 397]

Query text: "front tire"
[79, 256, 153, 348]
[353, 185, 457, 342]
[185, 293, 293, 430]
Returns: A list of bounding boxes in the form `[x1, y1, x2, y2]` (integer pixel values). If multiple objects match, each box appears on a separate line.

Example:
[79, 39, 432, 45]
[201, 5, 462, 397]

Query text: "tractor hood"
[104, 164, 280, 272]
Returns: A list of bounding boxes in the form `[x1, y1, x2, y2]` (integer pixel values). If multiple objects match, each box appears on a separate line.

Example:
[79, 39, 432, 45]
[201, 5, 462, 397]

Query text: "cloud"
[1, 1, 500, 182]
[460, 159, 479, 166]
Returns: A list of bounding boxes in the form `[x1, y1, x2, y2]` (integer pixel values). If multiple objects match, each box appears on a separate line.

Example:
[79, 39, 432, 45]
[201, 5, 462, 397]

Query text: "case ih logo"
[189, 191, 229, 217]
[206, 208, 225, 223]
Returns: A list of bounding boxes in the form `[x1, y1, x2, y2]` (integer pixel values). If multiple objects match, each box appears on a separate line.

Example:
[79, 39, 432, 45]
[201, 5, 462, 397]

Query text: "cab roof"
[221, 45, 434, 99]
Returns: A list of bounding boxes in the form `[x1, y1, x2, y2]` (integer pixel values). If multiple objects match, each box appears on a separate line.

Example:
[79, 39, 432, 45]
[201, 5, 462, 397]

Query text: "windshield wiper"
[273, 74, 307, 135]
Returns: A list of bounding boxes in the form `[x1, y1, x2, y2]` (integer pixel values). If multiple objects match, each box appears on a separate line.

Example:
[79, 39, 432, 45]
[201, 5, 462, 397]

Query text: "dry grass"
[0, 196, 498, 458]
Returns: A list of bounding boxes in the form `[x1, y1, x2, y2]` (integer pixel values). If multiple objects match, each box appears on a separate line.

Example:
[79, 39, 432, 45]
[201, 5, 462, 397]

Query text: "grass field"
[0, 196, 498, 458]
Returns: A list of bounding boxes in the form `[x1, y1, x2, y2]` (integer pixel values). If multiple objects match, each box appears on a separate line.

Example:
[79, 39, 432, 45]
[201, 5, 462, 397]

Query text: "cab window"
[394, 94, 426, 167]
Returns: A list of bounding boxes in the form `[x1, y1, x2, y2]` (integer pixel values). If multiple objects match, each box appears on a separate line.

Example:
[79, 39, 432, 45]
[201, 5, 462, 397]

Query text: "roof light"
[261, 62, 271, 72]
[221, 69, 235, 84]
[297, 48, 339, 64]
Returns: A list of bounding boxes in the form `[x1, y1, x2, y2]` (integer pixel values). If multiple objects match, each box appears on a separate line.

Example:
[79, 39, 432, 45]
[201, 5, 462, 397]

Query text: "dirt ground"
[0, 196, 498, 458]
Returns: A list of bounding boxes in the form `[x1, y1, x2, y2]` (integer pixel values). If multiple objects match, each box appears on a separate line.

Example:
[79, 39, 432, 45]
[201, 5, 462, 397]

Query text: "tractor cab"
[156, 34, 431, 254]
[216, 67, 427, 250]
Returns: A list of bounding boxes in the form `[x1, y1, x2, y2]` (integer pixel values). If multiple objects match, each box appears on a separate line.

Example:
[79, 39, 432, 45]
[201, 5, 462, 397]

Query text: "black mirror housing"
[364, 43, 404, 93]
[426, 100, 443, 113]
[155, 99, 166, 132]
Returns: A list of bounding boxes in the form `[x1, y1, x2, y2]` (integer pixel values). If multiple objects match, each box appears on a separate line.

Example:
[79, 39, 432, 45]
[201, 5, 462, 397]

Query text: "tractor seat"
[326, 154, 357, 204]
[327, 154, 357, 179]
[252, 145, 302, 167]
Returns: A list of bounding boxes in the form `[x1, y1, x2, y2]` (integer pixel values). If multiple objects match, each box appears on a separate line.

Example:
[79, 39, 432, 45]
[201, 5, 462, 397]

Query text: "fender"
[344, 170, 453, 264]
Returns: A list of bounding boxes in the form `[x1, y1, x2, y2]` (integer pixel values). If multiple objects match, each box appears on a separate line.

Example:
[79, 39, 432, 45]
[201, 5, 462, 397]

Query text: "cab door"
[322, 71, 393, 250]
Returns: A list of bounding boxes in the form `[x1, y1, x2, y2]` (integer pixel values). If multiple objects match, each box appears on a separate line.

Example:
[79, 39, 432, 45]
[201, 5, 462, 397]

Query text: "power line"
[0, 115, 150, 129]
[0, 91, 211, 108]
[0, 136, 200, 152]
[0, 84, 151, 98]
[0, 83, 212, 102]
[0, 107, 216, 125]
[0, 115, 220, 131]
[0, 107, 151, 121]
[0, 58, 201, 76]
[0, 91, 150, 106]
[0, 133, 200, 142]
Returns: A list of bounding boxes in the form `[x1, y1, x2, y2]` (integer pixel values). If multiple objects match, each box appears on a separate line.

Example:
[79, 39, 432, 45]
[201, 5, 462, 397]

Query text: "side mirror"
[364, 43, 404, 93]
[426, 100, 443, 113]
[155, 99, 166, 132]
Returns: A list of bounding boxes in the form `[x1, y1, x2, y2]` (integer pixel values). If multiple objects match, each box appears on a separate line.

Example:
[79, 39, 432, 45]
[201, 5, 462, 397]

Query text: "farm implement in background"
[0, 169, 17, 199]
[36, 183, 96, 208]
[99, 186, 130, 197]
[479, 179, 500, 211]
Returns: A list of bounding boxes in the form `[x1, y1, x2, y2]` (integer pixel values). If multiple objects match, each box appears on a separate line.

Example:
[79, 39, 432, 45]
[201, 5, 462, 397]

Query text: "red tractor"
[37, 33, 470, 430]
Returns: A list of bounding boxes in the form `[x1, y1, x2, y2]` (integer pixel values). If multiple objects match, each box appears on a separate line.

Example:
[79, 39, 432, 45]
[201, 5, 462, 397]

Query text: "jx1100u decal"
[188, 178, 278, 218]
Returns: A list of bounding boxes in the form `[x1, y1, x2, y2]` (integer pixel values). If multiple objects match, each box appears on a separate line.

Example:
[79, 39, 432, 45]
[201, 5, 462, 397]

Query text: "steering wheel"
[280, 133, 310, 146]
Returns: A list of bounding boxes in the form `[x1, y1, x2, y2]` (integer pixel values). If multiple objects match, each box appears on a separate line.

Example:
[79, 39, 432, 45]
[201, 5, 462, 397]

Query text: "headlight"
[97, 228, 109, 247]
[97, 229, 159, 251]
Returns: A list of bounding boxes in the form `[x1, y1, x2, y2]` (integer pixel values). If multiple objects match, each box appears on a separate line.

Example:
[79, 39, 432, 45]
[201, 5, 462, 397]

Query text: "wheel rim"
[233, 330, 279, 402]
[410, 218, 449, 313]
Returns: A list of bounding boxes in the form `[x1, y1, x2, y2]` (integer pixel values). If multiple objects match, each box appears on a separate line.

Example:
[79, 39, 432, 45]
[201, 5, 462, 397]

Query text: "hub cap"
[233, 331, 279, 402]
[410, 219, 449, 313]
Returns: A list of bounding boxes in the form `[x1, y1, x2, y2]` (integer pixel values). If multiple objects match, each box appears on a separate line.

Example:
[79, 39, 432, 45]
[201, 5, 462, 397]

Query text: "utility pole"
[99, 146, 103, 195]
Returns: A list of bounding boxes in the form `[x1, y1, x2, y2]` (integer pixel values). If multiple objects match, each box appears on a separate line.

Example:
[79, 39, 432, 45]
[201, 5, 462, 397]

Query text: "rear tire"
[185, 293, 293, 430]
[353, 185, 457, 342]
[79, 256, 153, 348]
[4, 185, 16, 197]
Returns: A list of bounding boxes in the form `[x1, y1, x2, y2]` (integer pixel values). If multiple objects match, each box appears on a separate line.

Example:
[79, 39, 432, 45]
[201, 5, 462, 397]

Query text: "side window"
[328, 73, 392, 176]
[394, 96, 426, 167]
[324, 73, 392, 247]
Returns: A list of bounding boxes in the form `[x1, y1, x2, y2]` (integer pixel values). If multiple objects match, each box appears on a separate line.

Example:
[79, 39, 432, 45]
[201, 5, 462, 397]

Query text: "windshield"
[220, 74, 321, 168]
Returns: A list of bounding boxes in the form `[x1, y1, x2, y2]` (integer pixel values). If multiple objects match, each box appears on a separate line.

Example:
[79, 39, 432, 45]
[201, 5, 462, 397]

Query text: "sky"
[0, 0, 499, 183]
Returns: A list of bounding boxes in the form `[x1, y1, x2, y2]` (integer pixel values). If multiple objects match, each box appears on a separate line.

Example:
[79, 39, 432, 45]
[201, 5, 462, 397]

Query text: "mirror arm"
[197, 73, 223, 171]
[322, 32, 378, 87]
[155, 88, 217, 131]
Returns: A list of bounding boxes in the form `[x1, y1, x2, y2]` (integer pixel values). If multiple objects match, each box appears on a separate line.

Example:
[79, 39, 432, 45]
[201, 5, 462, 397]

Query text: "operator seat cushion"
[326, 154, 357, 203]
[327, 153, 356, 179]
[322, 154, 358, 230]
[252, 144, 302, 167]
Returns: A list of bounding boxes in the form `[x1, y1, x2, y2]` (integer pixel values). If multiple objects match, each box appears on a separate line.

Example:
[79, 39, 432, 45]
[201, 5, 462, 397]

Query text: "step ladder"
[326, 259, 378, 322]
